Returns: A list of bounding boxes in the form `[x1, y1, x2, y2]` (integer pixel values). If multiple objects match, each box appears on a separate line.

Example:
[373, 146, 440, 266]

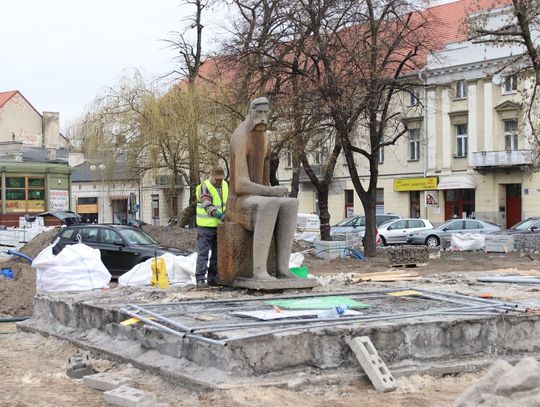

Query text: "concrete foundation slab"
[18, 286, 540, 390]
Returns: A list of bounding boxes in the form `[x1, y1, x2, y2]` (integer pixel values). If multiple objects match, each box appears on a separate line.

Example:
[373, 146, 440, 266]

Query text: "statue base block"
[233, 277, 318, 291]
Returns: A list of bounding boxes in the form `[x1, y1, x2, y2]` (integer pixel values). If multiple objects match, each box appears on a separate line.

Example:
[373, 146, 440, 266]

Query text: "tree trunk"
[290, 151, 302, 198]
[361, 192, 377, 257]
[318, 187, 331, 241]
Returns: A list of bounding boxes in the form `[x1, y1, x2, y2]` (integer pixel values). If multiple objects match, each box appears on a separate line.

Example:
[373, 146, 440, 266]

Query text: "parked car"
[51, 224, 191, 277]
[407, 219, 501, 247]
[330, 214, 401, 237]
[492, 217, 540, 234]
[377, 218, 434, 245]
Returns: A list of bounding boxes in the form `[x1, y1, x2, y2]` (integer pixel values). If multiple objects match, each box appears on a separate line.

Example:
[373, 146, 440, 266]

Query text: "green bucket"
[290, 266, 309, 279]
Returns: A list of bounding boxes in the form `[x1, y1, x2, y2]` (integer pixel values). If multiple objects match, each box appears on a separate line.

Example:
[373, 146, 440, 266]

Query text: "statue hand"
[270, 186, 288, 197]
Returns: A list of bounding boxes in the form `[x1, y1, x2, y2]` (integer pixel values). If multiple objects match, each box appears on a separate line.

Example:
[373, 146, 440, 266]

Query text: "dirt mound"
[17, 227, 59, 260]
[454, 357, 540, 407]
[142, 225, 197, 252]
[0, 262, 36, 317]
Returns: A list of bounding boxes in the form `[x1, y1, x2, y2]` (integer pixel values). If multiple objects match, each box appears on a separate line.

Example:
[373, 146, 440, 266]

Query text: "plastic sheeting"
[32, 243, 111, 292]
[450, 233, 486, 251]
[118, 252, 197, 287]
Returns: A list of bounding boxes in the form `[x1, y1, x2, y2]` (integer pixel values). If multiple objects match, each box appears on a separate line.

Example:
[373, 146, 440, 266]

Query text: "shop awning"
[437, 175, 476, 190]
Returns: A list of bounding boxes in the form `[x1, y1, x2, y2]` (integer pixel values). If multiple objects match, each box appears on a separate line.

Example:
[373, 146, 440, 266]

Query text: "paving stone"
[347, 336, 397, 392]
[233, 277, 318, 290]
[83, 372, 134, 391]
[103, 385, 156, 407]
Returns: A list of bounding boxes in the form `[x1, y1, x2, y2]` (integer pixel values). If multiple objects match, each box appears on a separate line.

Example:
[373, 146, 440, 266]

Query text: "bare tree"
[220, 0, 437, 252]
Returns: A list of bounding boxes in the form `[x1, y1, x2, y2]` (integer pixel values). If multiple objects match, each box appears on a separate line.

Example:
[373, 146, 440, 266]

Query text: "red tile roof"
[0, 90, 18, 109]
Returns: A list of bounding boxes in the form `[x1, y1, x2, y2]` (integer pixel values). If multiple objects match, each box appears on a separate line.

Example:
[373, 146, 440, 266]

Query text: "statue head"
[248, 97, 270, 131]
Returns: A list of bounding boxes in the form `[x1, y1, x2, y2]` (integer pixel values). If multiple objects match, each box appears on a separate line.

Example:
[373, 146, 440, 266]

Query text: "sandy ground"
[0, 325, 483, 407]
[1, 228, 538, 405]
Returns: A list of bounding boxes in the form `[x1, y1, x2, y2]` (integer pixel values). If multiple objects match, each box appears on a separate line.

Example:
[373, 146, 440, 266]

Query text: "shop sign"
[49, 190, 69, 211]
[394, 177, 437, 192]
[76, 204, 98, 214]
[425, 191, 439, 206]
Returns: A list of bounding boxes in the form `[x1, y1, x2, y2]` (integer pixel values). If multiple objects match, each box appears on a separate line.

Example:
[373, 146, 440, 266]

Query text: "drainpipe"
[419, 69, 429, 219]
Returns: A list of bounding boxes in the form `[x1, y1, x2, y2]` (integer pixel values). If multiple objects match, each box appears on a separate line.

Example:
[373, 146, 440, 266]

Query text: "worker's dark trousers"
[196, 226, 218, 283]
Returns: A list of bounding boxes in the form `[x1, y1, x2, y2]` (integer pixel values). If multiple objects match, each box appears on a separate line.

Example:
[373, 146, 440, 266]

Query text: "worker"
[195, 166, 228, 288]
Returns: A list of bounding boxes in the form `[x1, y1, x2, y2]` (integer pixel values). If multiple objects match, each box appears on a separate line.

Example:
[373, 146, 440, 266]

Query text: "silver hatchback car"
[407, 218, 501, 247]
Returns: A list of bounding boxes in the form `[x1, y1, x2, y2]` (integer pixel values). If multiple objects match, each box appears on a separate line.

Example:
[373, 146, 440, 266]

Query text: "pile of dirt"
[454, 357, 540, 406]
[0, 262, 36, 317]
[17, 227, 59, 260]
[142, 225, 197, 252]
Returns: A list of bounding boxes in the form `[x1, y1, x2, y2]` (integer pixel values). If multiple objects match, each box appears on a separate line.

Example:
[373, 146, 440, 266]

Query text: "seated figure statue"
[226, 97, 299, 280]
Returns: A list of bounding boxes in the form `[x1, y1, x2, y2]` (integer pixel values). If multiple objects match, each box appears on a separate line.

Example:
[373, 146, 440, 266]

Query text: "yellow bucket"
[150, 257, 170, 288]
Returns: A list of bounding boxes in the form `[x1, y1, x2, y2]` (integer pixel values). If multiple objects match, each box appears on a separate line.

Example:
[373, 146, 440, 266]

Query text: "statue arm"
[233, 137, 287, 197]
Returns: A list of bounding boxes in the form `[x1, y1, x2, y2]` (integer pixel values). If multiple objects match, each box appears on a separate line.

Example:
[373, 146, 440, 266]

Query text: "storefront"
[437, 174, 476, 219]
[393, 177, 438, 218]
[0, 162, 71, 226]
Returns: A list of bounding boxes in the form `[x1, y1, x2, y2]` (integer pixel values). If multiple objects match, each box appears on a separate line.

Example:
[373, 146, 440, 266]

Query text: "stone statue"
[218, 97, 316, 289]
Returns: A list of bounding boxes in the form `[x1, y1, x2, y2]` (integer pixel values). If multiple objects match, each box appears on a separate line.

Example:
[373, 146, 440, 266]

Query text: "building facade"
[0, 91, 71, 226]
[277, 1, 537, 229]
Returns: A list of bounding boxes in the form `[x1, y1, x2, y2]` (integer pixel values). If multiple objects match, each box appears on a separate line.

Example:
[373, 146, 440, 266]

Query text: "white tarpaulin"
[118, 251, 305, 287]
[118, 252, 197, 287]
[32, 243, 111, 292]
[451, 233, 485, 251]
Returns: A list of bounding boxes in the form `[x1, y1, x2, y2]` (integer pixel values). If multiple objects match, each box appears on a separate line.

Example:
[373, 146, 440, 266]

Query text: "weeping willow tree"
[76, 69, 231, 221]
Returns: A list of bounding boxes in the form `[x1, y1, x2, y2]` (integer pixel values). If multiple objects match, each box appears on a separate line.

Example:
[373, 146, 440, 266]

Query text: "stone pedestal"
[217, 222, 317, 290]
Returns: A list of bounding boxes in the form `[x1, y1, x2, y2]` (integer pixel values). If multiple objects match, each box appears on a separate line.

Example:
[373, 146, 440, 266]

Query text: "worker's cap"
[210, 166, 225, 179]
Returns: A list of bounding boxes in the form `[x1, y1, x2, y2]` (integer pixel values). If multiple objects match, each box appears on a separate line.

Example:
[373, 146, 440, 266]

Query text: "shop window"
[376, 188, 384, 214]
[151, 194, 160, 219]
[455, 124, 468, 157]
[410, 191, 420, 218]
[5, 176, 45, 213]
[409, 128, 420, 161]
[504, 120, 518, 151]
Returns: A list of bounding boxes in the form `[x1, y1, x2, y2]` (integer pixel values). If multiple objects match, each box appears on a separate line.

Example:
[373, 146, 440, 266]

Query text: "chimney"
[42, 112, 60, 149]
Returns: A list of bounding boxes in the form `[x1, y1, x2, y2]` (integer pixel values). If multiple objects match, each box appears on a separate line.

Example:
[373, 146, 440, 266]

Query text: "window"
[409, 88, 420, 106]
[376, 188, 384, 214]
[409, 128, 420, 161]
[465, 220, 482, 229]
[455, 124, 468, 157]
[101, 229, 124, 245]
[344, 190, 354, 218]
[378, 147, 384, 164]
[503, 75, 517, 94]
[78, 197, 97, 205]
[445, 221, 463, 231]
[5, 176, 45, 213]
[151, 194, 159, 219]
[455, 80, 468, 99]
[81, 228, 99, 243]
[388, 220, 407, 230]
[504, 120, 518, 151]
[408, 220, 425, 228]
[286, 151, 292, 167]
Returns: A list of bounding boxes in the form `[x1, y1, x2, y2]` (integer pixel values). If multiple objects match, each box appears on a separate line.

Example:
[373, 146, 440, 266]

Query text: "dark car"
[52, 224, 191, 277]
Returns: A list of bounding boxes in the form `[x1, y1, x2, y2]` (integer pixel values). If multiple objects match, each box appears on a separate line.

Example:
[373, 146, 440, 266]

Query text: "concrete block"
[66, 351, 94, 379]
[347, 336, 397, 392]
[83, 372, 134, 391]
[103, 385, 156, 407]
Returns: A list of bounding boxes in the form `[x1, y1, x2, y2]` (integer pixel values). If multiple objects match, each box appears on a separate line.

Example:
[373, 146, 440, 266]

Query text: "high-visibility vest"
[195, 179, 228, 227]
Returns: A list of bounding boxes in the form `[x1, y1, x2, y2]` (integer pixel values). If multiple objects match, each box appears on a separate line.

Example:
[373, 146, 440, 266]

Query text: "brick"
[83, 372, 134, 391]
[66, 351, 94, 379]
[347, 336, 397, 392]
[103, 385, 156, 407]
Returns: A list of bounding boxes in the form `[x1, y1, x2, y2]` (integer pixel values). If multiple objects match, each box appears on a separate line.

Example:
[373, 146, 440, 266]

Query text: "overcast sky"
[0, 1, 226, 129]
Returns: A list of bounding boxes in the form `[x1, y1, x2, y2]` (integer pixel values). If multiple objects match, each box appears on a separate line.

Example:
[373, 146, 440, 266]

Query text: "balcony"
[299, 164, 324, 182]
[472, 149, 533, 169]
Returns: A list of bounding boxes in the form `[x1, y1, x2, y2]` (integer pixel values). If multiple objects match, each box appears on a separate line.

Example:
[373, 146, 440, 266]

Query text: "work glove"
[215, 210, 225, 220]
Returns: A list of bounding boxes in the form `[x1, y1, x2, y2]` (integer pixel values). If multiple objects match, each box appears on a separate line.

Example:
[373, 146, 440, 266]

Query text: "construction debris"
[66, 351, 94, 379]
[386, 245, 428, 266]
